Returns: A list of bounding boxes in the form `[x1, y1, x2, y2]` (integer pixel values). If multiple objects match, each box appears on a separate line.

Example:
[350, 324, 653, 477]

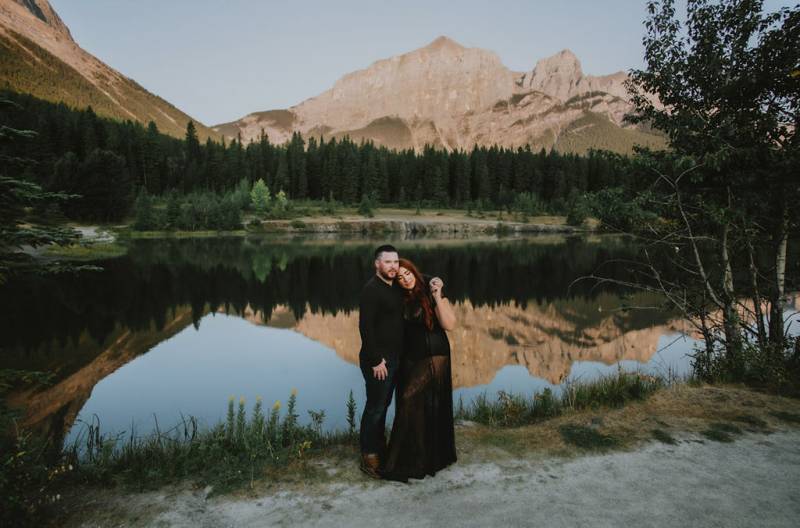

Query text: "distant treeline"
[0, 91, 644, 221]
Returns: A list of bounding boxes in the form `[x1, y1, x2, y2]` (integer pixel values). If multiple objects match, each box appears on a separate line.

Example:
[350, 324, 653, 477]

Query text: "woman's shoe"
[359, 453, 381, 479]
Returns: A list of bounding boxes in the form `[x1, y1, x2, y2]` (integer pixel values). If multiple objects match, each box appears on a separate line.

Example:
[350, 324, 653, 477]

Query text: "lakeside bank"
[52, 381, 800, 528]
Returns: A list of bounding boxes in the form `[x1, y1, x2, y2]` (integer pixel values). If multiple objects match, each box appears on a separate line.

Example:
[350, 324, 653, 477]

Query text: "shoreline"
[55, 381, 800, 527]
[66, 212, 594, 240]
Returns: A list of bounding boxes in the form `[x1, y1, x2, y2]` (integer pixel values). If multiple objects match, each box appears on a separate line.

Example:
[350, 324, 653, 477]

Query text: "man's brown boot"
[359, 453, 381, 479]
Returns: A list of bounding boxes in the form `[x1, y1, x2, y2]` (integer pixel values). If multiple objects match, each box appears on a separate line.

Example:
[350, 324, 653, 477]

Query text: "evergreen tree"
[250, 178, 271, 214]
[287, 132, 307, 198]
[132, 190, 156, 230]
[454, 152, 471, 205]
[184, 120, 201, 163]
[166, 191, 181, 229]
[341, 140, 360, 203]
[274, 150, 289, 194]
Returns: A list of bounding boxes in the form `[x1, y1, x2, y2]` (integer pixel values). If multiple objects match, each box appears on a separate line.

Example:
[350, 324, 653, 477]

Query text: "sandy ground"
[66, 427, 800, 528]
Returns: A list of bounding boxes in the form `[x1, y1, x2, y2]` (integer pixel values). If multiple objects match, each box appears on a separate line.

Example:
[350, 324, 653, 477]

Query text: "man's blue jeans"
[359, 360, 398, 455]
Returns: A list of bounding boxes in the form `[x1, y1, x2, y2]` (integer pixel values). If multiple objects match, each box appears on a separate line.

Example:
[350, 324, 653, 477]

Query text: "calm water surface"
[1, 235, 709, 445]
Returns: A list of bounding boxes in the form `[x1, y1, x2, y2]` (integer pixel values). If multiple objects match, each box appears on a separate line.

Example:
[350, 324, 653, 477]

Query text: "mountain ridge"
[214, 36, 664, 153]
[0, 0, 218, 139]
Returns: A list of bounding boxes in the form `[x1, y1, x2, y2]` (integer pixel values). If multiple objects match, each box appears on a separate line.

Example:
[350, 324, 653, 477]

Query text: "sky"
[49, 0, 795, 126]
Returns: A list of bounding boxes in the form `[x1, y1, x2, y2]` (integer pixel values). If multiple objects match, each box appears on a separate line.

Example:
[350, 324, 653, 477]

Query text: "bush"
[566, 194, 592, 226]
[586, 188, 657, 232]
[63, 390, 355, 493]
[175, 192, 242, 231]
[230, 178, 251, 211]
[358, 194, 376, 218]
[320, 191, 338, 216]
[511, 192, 546, 222]
[132, 190, 157, 231]
[250, 178, 271, 214]
[455, 369, 663, 427]
[165, 191, 182, 229]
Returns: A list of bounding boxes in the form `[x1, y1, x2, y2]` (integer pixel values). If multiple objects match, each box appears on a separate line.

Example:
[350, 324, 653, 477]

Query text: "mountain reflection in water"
[1, 235, 696, 444]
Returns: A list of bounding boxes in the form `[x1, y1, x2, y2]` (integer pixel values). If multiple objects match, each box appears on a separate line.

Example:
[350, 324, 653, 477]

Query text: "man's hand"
[372, 358, 388, 380]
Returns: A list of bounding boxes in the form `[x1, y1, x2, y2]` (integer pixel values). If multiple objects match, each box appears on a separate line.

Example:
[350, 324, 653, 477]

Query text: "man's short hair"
[374, 244, 398, 260]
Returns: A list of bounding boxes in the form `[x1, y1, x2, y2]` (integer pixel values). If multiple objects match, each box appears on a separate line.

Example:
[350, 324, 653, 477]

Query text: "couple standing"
[358, 244, 458, 482]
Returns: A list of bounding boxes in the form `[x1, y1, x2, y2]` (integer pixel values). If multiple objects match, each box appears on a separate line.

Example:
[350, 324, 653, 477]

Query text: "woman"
[381, 258, 457, 482]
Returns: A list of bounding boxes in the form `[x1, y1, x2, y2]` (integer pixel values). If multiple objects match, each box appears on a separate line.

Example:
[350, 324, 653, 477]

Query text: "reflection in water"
[1, 235, 698, 445]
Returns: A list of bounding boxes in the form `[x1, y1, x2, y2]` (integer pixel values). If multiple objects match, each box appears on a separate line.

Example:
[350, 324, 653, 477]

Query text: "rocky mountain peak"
[424, 35, 466, 53]
[6, 0, 72, 39]
[518, 49, 584, 99]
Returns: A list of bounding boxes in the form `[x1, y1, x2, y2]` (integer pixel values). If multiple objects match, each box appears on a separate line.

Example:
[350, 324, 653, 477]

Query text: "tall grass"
[63, 390, 358, 493]
[455, 368, 664, 427]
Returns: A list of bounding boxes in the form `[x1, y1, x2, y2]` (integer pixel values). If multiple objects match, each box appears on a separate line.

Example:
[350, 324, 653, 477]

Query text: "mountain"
[215, 36, 665, 154]
[0, 0, 218, 139]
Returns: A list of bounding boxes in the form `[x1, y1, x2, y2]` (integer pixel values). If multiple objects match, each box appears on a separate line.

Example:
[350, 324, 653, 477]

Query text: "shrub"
[358, 194, 376, 218]
[250, 178, 271, 214]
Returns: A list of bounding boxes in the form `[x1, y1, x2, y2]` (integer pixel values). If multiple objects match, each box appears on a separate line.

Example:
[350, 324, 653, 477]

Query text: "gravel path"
[85, 429, 800, 528]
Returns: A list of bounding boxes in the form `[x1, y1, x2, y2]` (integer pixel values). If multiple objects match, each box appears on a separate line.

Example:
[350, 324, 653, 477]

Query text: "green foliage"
[585, 188, 657, 232]
[274, 190, 288, 213]
[165, 191, 181, 229]
[510, 192, 546, 220]
[346, 390, 358, 438]
[0, 101, 82, 283]
[250, 178, 271, 214]
[0, 369, 65, 527]
[621, 0, 800, 381]
[357, 193, 376, 218]
[566, 192, 592, 226]
[132, 190, 157, 231]
[455, 369, 663, 427]
[558, 424, 620, 450]
[0, 429, 69, 527]
[55, 148, 133, 222]
[63, 390, 357, 492]
[692, 337, 800, 396]
[319, 191, 339, 216]
[0, 91, 658, 222]
[230, 178, 251, 211]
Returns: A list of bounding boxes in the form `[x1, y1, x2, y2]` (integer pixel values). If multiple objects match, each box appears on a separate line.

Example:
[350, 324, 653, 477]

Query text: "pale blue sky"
[49, 0, 794, 126]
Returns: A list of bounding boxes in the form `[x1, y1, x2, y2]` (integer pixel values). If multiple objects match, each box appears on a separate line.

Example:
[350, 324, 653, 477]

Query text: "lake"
[1, 234, 703, 446]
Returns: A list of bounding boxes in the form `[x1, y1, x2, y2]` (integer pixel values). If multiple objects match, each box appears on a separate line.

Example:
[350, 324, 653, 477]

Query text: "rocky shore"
[252, 218, 588, 235]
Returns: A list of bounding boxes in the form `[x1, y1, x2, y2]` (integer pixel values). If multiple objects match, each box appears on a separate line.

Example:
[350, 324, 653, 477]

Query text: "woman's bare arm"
[430, 277, 457, 330]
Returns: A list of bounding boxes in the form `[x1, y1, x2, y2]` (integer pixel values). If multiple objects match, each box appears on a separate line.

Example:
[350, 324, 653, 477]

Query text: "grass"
[731, 414, 769, 430]
[455, 369, 664, 428]
[118, 228, 248, 239]
[700, 422, 744, 443]
[651, 428, 678, 445]
[62, 390, 360, 494]
[769, 411, 800, 424]
[42, 242, 128, 260]
[7, 377, 800, 527]
[558, 424, 619, 450]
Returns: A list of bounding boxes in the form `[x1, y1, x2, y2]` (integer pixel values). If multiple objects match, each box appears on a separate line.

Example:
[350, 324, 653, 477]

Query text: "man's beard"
[377, 269, 396, 281]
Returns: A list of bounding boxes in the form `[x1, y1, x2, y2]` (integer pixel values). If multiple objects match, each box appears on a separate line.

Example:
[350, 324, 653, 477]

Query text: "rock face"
[216, 37, 665, 154]
[518, 49, 630, 102]
[0, 0, 217, 139]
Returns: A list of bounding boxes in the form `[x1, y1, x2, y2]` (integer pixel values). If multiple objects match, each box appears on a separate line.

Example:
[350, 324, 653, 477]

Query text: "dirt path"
[69, 428, 800, 527]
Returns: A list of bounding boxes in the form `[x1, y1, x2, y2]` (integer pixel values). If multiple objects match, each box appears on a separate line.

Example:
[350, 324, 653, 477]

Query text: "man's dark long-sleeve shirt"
[358, 275, 404, 368]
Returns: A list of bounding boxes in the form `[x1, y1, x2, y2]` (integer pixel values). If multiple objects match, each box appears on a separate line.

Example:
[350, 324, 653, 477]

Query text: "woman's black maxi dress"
[381, 290, 457, 482]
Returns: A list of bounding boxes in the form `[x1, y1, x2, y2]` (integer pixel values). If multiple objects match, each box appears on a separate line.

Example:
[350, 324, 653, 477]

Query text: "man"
[358, 244, 404, 478]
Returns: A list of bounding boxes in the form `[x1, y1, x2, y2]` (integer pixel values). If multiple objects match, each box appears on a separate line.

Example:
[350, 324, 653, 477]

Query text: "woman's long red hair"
[399, 258, 435, 330]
